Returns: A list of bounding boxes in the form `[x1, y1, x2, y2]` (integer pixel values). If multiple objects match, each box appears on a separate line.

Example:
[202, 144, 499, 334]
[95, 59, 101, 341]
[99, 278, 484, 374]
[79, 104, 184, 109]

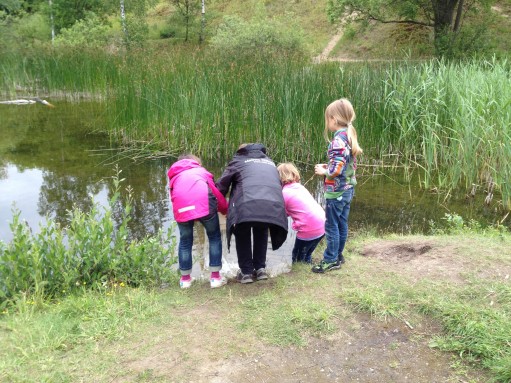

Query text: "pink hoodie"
[167, 159, 227, 223]
[282, 182, 325, 240]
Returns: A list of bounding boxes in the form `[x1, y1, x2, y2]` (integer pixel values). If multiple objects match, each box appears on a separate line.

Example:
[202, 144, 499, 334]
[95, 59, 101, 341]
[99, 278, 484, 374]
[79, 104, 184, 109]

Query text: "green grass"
[1, 225, 510, 381]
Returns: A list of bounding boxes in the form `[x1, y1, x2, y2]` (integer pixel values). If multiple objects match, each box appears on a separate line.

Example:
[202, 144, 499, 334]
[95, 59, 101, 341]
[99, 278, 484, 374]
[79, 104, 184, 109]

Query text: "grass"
[1, 217, 510, 382]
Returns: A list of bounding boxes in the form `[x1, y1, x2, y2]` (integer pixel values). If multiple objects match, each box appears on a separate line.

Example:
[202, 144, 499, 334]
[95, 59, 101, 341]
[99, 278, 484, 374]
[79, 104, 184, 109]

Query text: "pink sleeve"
[207, 177, 228, 215]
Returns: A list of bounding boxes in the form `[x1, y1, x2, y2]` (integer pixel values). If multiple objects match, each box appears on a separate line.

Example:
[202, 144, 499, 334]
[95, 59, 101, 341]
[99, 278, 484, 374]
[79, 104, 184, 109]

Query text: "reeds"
[1, 49, 510, 207]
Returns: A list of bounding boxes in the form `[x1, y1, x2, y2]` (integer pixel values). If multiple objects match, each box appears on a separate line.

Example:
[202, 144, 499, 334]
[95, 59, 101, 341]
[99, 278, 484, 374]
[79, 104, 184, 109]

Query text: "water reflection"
[1, 101, 509, 277]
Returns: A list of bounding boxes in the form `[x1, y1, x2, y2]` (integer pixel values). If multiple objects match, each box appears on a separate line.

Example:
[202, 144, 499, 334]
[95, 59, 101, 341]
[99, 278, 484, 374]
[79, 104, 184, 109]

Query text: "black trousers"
[233, 221, 269, 274]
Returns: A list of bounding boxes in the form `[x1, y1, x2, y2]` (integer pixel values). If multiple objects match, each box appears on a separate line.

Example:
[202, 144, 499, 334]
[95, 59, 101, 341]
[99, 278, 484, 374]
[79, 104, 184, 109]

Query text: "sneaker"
[311, 260, 341, 274]
[179, 277, 194, 289]
[254, 268, 269, 281]
[338, 254, 346, 264]
[210, 276, 227, 289]
[236, 270, 254, 284]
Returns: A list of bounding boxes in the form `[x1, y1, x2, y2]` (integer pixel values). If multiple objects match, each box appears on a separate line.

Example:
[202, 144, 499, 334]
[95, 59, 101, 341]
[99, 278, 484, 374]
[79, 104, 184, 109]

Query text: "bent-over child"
[167, 154, 228, 289]
[277, 162, 325, 264]
[216, 143, 288, 284]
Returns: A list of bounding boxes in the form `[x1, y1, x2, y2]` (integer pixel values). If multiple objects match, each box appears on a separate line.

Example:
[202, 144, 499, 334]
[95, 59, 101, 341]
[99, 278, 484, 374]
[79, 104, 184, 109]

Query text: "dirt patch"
[115, 312, 484, 383]
[362, 241, 434, 262]
[360, 239, 471, 284]
[103, 237, 502, 382]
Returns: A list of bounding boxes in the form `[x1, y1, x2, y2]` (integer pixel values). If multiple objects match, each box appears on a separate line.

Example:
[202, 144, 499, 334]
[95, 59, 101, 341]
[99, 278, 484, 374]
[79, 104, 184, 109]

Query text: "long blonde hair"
[324, 98, 363, 157]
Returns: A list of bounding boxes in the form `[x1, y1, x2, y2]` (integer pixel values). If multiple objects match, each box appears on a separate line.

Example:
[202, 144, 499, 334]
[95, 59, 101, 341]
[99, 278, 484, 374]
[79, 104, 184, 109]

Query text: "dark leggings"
[233, 221, 269, 274]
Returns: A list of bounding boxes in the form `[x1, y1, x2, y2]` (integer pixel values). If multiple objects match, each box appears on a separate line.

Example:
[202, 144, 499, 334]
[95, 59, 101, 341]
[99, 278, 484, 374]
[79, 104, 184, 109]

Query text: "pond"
[0, 101, 507, 278]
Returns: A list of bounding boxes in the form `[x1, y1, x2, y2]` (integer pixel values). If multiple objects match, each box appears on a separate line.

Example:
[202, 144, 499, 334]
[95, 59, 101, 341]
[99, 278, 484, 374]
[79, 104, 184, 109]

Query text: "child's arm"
[208, 178, 228, 215]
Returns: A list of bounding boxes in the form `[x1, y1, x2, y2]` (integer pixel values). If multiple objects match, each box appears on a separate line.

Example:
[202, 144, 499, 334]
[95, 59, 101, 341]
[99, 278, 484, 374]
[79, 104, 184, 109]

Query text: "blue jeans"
[323, 188, 354, 263]
[177, 213, 222, 275]
[292, 235, 324, 263]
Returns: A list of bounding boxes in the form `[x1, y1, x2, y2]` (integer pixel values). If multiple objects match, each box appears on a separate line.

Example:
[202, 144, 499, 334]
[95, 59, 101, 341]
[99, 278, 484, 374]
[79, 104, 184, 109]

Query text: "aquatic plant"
[0, 169, 176, 307]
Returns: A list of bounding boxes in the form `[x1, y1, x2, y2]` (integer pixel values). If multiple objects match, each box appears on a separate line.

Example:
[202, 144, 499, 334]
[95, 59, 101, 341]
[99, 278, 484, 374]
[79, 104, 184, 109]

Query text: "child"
[216, 143, 288, 284]
[277, 162, 325, 264]
[312, 98, 362, 273]
[167, 154, 228, 289]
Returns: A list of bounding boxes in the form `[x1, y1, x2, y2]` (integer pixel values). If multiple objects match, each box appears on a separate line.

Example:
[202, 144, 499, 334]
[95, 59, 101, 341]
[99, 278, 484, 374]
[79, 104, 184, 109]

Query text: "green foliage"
[429, 213, 508, 236]
[124, 13, 149, 46]
[49, 0, 114, 33]
[54, 12, 111, 48]
[0, 168, 177, 307]
[209, 14, 306, 57]
[0, 0, 22, 14]
[327, 0, 498, 57]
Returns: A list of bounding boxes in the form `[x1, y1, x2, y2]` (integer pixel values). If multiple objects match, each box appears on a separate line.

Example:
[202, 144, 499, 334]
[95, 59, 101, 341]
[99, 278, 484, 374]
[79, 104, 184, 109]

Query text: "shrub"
[210, 14, 306, 58]
[54, 12, 110, 49]
[0, 170, 177, 308]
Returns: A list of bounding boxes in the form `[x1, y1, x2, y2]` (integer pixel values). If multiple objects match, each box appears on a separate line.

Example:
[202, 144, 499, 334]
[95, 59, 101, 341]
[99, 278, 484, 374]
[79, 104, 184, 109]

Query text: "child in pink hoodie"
[277, 162, 325, 264]
[167, 154, 228, 289]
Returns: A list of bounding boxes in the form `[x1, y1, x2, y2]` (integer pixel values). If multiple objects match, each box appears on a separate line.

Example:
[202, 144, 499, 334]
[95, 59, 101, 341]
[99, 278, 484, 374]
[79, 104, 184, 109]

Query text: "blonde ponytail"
[324, 99, 363, 157]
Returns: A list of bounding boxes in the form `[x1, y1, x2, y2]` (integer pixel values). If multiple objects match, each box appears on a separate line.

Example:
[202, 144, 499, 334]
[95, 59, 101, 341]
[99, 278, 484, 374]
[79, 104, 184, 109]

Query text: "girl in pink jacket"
[277, 162, 325, 264]
[168, 154, 228, 289]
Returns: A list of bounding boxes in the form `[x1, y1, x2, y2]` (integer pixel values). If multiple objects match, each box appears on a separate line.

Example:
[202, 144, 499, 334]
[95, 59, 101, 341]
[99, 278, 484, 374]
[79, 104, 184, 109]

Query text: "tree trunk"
[453, 0, 464, 32]
[432, 0, 459, 55]
[49, 0, 55, 44]
[199, 0, 205, 44]
[120, 0, 129, 47]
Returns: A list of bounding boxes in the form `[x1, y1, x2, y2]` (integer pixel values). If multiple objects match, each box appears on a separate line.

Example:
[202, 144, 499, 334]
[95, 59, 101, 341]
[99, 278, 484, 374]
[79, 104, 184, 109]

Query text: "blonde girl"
[277, 162, 325, 264]
[312, 98, 362, 273]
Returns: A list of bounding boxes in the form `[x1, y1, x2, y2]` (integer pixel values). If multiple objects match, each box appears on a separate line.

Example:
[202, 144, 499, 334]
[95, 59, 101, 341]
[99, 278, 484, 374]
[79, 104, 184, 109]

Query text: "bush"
[210, 14, 306, 58]
[0, 170, 177, 308]
[54, 12, 110, 49]
[159, 27, 176, 39]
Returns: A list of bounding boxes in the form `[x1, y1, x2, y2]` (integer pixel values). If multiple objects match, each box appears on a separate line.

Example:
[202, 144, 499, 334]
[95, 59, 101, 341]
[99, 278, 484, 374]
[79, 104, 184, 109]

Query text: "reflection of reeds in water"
[2, 50, 510, 208]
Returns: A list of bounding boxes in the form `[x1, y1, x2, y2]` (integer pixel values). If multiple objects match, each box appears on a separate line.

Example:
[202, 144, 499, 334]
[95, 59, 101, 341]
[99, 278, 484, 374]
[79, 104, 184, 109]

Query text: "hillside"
[146, 0, 511, 60]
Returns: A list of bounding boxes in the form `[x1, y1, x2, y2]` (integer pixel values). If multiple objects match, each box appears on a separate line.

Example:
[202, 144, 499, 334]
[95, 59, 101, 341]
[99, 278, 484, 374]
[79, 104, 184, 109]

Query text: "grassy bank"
[1, 219, 510, 382]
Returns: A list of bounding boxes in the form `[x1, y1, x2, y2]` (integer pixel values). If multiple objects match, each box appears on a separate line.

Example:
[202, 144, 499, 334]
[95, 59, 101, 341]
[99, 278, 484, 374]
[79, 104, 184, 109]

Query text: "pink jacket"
[167, 159, 227, 223]
[282, 182, 325, 240]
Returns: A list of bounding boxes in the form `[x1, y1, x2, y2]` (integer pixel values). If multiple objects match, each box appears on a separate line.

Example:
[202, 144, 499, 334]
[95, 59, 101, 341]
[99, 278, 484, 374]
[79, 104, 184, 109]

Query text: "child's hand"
[314, 164, 327, 176]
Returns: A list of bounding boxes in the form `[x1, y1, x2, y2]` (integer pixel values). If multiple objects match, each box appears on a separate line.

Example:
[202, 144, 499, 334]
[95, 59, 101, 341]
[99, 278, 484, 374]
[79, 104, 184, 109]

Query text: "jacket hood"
[236, 143, 267, 156]
[167, 159, 201, 180]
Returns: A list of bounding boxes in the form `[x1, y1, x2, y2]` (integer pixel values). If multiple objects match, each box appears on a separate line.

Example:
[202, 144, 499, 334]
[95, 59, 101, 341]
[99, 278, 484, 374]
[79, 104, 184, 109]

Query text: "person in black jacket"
[216, 143, 288, 284]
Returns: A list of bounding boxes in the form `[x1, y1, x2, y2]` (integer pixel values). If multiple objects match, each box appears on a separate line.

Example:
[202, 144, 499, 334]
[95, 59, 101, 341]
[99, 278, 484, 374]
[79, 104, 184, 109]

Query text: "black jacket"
[216, 143, 288, 251]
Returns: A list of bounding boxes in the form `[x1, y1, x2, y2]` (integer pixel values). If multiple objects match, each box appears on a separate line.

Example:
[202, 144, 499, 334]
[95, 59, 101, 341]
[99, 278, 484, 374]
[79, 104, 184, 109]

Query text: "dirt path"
[313, 28, 344, 63]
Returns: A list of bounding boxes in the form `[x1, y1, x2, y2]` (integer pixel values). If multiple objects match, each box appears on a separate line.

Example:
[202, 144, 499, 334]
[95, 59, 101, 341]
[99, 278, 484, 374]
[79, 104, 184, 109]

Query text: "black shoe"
[236, 270, 254, 284]
[338, 254, 346, 264]
[311, 260, 341, 274]
[254, 268, 269, 281]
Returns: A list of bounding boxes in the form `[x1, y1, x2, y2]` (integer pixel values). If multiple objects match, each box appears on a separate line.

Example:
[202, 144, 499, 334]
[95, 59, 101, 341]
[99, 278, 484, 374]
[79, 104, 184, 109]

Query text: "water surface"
[1, 101, 507, 277]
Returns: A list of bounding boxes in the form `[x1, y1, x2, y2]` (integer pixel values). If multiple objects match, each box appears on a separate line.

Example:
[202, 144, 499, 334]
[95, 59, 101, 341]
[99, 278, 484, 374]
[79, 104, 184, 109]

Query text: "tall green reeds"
[1, 49, 510, 207]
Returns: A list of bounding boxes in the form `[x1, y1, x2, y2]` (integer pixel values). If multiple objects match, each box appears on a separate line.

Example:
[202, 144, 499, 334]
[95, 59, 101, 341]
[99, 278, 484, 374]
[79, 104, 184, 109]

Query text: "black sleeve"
[216, 161, 237, 196]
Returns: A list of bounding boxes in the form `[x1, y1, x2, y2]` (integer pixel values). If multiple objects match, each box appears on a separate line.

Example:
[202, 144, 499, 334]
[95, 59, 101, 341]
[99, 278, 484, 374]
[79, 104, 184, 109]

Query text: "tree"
[171, 0, 199, 42]
[327, 0, 495, 56]
[50, 0, 111, 33]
